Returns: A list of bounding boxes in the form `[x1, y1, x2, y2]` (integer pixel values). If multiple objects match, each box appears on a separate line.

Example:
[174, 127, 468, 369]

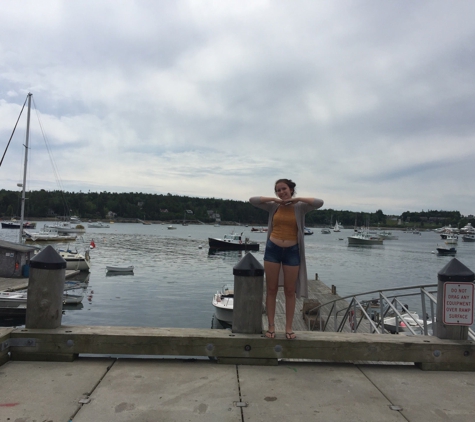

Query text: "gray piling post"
[436, 258, 474, 340]
[232, 252, 264, 334]
[25, 245, 67, 329]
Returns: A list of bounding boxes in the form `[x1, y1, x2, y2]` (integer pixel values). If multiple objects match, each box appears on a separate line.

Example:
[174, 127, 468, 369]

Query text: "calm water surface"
[2, 223, 474, 329]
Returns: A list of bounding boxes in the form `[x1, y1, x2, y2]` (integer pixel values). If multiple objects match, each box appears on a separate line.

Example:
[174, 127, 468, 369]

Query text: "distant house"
[0, 239, 39, 278]
[107, 211, 117, 218]
[207, 210, 220, 219]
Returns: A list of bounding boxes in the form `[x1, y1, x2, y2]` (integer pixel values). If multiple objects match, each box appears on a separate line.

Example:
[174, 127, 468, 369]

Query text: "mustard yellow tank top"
[271, 206, 298, 241]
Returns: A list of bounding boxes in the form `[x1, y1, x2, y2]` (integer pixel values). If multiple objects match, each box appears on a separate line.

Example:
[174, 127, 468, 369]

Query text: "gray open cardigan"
[249, 196, 324, 298]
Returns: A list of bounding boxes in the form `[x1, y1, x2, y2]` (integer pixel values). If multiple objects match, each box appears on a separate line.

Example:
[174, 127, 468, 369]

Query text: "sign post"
[443, 282, 474, 325]
[436, 258, 474, 340]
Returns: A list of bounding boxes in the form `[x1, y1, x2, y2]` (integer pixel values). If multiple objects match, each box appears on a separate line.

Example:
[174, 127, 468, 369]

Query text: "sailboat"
[347, 217, 383, 246]
[333, 221, 341, 232]
[10, 93, 32, 244]
[4, 93, 76, 243]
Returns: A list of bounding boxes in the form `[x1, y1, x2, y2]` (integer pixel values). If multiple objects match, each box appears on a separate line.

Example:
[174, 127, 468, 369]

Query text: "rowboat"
[106, 265, 134, 273]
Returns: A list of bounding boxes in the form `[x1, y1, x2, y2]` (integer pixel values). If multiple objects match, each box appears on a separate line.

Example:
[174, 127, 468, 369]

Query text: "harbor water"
[1, 223, 475, 329]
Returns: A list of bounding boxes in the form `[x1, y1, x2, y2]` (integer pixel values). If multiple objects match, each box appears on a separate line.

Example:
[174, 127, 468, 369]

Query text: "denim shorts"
[263, 239, 300, 266]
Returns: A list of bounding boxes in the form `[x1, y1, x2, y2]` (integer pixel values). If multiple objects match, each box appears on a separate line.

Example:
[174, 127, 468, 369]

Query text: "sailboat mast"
[19, 93, 32, 243]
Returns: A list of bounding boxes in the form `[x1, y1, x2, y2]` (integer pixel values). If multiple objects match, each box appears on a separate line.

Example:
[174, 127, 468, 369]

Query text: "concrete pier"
[1, 273, 475, 420]
[1, 357, 475, 421]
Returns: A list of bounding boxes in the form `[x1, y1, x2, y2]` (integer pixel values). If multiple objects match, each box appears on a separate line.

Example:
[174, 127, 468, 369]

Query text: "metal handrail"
[308, 283, 475, 340]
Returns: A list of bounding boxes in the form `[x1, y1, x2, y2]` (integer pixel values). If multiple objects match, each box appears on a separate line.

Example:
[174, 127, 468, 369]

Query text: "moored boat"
[383, 311, 433, 335]
[24, 227, 77, 242]
[444, 234, 458, 244]
[436, 245, 457, 255]
[212, 286, 234, 324]
[251, 227, 268, 232]
[333, 221, 341, 232]
[87, 222, 110, 228]
[208, 233, 259, 251]
[462, 234, 475, 242]
[0, 289, 84, 307]
[347, 231, 383, 246]
[58, 249, 91, 271]
[1, 220, 36, 229]
[106, 265, 134, 273]
[304, 227, 314, 235]
[378, 231, 399, 240]
[43, 222, 86, 234]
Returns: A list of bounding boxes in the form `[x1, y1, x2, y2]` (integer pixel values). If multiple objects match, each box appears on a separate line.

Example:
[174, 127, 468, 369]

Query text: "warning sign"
[443, 282, 475, 325]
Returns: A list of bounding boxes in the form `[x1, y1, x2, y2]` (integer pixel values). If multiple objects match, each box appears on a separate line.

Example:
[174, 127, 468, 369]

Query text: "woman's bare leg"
[282, 264, 300, 335]
[264, 261, 281, 331]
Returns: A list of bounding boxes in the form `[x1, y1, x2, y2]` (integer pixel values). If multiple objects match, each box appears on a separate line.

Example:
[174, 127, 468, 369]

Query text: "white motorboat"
[382, 311, 433, 335]
[347, 231, 383, 246]
[58, 249, 91, 272]
[460, 223, 475, 234]
[24, 227, 77, 242]
[44, 222, 86, 234]
[378, 231, 399, 240]
[304, 227, 314, 235]
[106, 265, 134, 273]
[462, 234, 475, 242]
[167, 225, 177, 230]
[212, 286, 234, 324]
[0, 290, 84, 306]
[62, 291, 85, 305]
[0, 291, 28, 306]
[444, 234, 458, 244]
[87, 222, 110, 228]
[321, 228, 331, 234]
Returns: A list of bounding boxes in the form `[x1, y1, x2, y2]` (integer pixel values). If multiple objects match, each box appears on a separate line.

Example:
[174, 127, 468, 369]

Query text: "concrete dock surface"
[1, 358, 475, 421]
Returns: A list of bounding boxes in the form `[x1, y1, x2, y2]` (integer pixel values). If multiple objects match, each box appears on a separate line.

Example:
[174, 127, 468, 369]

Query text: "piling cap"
[438, 258, 474, 282]
[30, 245, 66, 270]
[233, 252, 264, 276]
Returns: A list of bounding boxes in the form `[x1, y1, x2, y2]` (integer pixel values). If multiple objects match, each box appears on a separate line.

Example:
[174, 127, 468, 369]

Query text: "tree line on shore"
[0, 189, 470, 228]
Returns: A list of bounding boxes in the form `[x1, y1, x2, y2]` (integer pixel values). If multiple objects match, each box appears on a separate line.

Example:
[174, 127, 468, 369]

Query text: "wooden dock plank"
[0, 270, 82, 292]
[262, 277, 353, 333]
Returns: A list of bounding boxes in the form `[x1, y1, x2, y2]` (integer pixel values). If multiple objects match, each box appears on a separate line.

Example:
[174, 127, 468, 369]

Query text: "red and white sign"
[443, 282, 475, 325]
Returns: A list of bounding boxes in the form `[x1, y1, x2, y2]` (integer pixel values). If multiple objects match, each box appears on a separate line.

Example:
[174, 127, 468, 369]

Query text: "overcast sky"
[1, 1, 474, 216]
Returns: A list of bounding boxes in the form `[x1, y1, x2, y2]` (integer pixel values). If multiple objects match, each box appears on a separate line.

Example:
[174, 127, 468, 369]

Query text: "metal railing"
[308, 283, 475, 340]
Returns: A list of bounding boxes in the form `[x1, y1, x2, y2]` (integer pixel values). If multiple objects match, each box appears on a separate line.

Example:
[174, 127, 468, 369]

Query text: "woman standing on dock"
[250, 179, 324, 339]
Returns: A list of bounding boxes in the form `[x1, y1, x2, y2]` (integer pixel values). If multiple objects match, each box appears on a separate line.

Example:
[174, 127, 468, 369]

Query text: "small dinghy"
[106, 265, 134, 273]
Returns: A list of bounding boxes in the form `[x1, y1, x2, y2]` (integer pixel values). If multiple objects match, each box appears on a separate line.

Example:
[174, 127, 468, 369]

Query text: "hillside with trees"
[0, 189, 471, 228]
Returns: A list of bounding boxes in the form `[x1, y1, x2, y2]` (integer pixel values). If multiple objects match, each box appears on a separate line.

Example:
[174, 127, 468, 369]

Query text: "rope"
[0, 95, 28, 167]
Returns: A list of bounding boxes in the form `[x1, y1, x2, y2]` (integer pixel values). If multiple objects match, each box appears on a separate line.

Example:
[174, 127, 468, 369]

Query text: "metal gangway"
[308, 283, 475, 340]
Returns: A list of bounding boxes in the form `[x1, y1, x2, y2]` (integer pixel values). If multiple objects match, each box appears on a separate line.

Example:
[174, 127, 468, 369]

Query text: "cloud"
[1, 0, 475, 215]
